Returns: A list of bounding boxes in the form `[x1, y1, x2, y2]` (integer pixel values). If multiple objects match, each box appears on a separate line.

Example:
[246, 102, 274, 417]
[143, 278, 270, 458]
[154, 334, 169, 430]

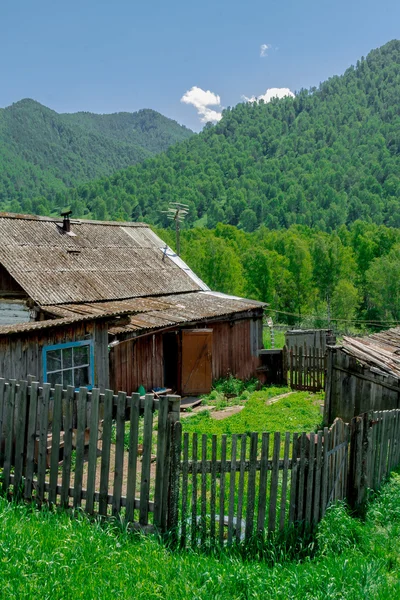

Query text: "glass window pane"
[63, 369, 73, 387]
[63, 347, 73, 369]
[47, 371, 62, 387]
[47, 349, 61, 372]
[74, 345, 89, 367]
[74, 367, 89, 388]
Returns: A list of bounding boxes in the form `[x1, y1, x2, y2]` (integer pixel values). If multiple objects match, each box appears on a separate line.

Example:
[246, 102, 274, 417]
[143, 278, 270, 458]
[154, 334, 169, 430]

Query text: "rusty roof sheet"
[106, 291, 265, 335]
[0, 214, 203, 305]
[340, 327, 400, 379]
[0, 291, 265, 337]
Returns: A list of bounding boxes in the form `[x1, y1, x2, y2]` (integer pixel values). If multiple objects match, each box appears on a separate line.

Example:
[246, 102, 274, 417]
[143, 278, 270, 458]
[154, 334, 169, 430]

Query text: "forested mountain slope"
[62, 40, 400, 228]
[0, 99, 193, 209]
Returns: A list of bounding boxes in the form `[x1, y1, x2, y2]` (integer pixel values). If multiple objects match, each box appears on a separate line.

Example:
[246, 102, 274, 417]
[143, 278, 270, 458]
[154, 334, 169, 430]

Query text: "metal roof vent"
[57, 209, 77, 236]
[61, 209, 72, 232]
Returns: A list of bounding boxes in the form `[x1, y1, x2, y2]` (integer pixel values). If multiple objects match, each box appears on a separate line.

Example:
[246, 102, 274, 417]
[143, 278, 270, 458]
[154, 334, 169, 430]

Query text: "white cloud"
[181, 86, 222, 123]
[260, 43, 272, 58]
[243, 87, 295, 103]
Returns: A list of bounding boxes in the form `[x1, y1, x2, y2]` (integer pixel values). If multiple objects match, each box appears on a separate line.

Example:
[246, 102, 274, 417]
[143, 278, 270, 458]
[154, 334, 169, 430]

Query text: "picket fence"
[283, 345, 326, 392]
[0, 378, 399, 547]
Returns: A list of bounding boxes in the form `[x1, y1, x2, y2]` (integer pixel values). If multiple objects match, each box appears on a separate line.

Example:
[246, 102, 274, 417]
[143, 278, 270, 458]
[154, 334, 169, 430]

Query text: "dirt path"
[265, 391, 295, 406]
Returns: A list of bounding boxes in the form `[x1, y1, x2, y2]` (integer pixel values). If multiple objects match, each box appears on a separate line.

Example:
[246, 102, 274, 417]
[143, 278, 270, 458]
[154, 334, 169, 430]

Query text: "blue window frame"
[42, 340, 94, 390]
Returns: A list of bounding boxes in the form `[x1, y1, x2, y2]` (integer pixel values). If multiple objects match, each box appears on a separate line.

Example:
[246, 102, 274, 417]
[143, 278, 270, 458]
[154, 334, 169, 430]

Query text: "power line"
[267, 308, 400, 327]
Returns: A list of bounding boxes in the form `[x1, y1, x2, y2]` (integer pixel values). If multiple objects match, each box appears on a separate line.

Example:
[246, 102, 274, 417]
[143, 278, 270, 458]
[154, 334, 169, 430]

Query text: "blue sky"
[1, 0, 399, 131]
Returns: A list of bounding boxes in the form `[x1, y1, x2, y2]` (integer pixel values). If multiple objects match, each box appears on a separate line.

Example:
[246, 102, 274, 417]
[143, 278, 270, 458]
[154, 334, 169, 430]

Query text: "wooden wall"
[109, 315, 264, 395]
[324, 347, 400, 424]
[109, 333, 164, 395]
[0, 321, 109, 391]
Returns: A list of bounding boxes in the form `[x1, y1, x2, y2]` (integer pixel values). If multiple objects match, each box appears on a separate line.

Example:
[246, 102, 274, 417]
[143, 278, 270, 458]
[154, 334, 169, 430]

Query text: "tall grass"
[0, 471, 399, 598]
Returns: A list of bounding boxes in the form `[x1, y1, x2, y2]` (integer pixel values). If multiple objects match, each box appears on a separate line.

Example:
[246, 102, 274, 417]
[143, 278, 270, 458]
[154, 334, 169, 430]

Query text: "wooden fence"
[0, 378, 180, 533]
[173, 418, 349, 547]
[1, 377, 400, 548]
[283, 345, 326, 392]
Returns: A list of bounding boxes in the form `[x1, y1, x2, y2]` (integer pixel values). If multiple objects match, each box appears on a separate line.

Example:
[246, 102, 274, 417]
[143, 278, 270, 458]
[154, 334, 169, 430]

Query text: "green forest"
[0, 99, 193, 211]
[46, 40, 400, 229]
[157, 221, 400, 331]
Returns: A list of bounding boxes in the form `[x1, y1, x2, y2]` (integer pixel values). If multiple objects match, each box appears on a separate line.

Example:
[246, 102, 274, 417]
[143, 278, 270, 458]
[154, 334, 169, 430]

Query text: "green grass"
[0, 472, 399, 598]
[183, 387, 323, 436]
[263, 329, 286, 349]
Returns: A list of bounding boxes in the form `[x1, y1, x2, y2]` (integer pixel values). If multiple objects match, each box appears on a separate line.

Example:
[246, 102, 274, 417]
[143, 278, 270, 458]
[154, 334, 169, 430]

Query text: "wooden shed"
[0, 212, 266, 395]
[324, 328, 400, 424]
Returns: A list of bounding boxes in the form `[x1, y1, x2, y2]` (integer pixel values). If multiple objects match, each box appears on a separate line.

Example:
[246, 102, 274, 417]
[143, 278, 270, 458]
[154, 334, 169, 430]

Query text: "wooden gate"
[283, 344, 326, 392]
[181, 329, 213, 395]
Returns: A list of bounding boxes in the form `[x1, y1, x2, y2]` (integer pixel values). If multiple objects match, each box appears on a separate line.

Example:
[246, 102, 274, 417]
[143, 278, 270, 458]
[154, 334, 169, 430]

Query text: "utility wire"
[267, 308, 400, 327]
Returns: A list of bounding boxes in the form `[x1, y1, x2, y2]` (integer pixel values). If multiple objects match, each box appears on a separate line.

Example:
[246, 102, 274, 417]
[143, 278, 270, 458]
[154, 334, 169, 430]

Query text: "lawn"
[0, 472, 399, 598]
[182, 386, 324, 436]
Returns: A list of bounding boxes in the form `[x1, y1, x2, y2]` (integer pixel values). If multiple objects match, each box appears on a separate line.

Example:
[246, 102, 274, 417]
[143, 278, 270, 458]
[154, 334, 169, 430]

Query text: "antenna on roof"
[161, 202, 189, 257]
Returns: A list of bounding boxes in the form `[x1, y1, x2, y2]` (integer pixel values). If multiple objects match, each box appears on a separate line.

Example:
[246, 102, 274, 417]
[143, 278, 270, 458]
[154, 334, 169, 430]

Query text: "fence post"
[323, 348, 335, 426]
[348, 412, 370, 511]
[165, 395, 181, 538]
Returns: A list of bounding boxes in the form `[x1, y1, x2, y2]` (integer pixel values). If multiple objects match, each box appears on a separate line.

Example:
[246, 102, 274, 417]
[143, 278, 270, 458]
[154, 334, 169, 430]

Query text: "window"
[43, 340, 94, 389]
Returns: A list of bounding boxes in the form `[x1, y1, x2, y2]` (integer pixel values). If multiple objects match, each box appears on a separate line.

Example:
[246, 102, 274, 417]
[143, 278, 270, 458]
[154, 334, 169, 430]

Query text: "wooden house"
[0, 212, 266, 395]
[324, 328, 400, 424]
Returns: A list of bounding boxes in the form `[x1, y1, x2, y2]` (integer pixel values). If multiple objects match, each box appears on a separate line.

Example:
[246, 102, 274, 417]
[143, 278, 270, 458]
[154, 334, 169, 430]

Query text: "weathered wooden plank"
[99, 389, 113, 515]
[13, 380, 28, 500]
[24, 381, 39, 500]
[61, 386, 74, 508]
[279, 432, 291, 530]
[257, 432, 269, 535]
[210, 435, 217, 542]
[381, 411, 391, 480]
[191, 432, 198, 548]
[296, 432, 307, 522]
[288, 432, 298, 524]
[2, 381, 15, 494]
[168, 420, 182, 546]
[320, 427, 329, 517]
[125, 393, 140, 523]
[387, 411, 396, 474]
[268, 431, 280, 533]
[180, 432, 189, 547]
[85, 388, 100, 515]
[312, 431, 323, 524]
[154, 395, 169, 529]
[245, 432, 258, 541]
[201, 434, 208, 545]
[0, 378, 6, 467]
[304, 432, 315, 525]
[112, 391, 126, 516]
[235, 434, 247, 543]
[139, 393, 154, 526]
[36, 383, 50, 504]
[227, 434, 238, 545]
[73, 387, 87, 509]
[218, 435, 227, 545]
[48, 384, 63, 506]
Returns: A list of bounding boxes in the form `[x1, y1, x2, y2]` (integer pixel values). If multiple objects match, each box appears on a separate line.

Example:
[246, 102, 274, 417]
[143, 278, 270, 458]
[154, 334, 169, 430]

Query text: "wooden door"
[181, 329, 213, 395]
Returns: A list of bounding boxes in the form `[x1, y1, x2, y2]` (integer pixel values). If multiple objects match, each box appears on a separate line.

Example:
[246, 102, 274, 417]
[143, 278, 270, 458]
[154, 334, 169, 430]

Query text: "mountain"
[60, 40, 400, 228]
[0, 99, 193, 210]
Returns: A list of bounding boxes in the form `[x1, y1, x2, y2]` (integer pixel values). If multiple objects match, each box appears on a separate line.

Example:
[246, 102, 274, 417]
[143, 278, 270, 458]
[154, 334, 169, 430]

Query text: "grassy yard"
[0, 472, 399, 599]
[182, 386, 324, 436]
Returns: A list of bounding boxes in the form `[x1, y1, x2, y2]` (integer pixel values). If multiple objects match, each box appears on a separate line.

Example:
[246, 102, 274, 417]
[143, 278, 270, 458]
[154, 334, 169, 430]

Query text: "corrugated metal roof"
[340, 327, 400, 378]
[0, 291, 265, 337]
[107, 291, 265, 335]
[0, 214, 203, 305]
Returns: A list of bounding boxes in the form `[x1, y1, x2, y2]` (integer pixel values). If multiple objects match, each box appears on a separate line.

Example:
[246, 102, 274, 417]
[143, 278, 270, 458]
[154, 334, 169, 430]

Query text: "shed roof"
[340, 327, 400, 378]
[46, 291, 265, 335]
[0, 291, 265, 337]
[0, 213, 205, 305]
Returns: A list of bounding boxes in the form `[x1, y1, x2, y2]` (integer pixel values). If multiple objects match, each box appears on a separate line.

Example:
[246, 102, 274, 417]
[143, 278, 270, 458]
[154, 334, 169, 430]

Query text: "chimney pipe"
[60, 209, 72, 233]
